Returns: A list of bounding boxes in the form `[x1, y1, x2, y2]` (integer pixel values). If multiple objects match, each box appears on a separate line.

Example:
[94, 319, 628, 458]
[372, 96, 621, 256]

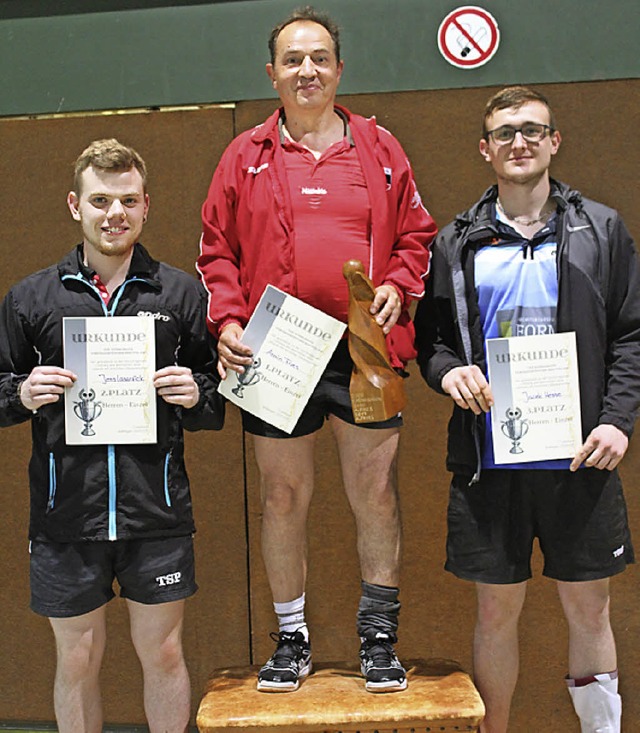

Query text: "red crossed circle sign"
[438, 6, 500, 69]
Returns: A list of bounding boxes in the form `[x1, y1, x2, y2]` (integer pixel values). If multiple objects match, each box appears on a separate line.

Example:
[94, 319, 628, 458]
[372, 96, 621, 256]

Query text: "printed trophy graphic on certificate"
[73, 387, 103, 436]
[232, 357, 262, 398]
[342, 260, 406, 423]
[500, 406, 529, 454]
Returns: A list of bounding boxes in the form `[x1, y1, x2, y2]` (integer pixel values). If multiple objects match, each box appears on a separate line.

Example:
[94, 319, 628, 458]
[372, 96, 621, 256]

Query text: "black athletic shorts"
[242, 340, 404, 438]
[446, 468, 634, 584]
[30, 535, 197, 618]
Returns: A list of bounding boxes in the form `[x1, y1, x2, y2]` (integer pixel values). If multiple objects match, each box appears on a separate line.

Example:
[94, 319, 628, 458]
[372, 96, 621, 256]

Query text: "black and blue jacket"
[415, 180, 640, 481]
[0, 243, 224, 542]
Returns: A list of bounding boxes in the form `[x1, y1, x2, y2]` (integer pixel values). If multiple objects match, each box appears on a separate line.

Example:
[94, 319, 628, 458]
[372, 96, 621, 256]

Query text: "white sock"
[274, 594, 309, 641]
[567, 671, 621, 733]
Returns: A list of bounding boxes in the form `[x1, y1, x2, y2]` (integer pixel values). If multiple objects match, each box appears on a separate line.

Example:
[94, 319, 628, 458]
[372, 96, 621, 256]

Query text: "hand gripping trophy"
[342, 260, 406, 422]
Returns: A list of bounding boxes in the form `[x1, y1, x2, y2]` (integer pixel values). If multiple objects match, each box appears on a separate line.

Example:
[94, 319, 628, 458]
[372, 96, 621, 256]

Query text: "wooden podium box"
[197, 658, 485, 733]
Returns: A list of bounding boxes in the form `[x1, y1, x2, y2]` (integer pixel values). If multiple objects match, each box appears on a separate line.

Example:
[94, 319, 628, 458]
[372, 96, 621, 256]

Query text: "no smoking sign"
[438, 6, 500, 69]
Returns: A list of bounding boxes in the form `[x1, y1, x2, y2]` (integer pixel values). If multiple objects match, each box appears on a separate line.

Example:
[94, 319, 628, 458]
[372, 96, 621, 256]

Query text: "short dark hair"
[73, 138, 148, 194]
[482, 86, 556, 136]
[268, 5, 340, 65]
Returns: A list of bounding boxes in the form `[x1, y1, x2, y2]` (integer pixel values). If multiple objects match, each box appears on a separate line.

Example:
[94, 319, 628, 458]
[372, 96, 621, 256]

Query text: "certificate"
[63, 316, 157, 445]
[219, 285, 346, 433]
[486, 332, 582, 464]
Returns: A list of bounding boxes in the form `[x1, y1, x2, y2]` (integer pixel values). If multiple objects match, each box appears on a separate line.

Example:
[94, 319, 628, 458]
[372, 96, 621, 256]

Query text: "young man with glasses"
[415, 86, 640, 732]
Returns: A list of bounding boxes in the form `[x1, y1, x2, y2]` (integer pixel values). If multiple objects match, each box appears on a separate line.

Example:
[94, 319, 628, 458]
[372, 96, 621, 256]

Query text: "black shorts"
[446, 468, 634, 584]
[30, 535, 197, 618]
[242, 340, 404, 438]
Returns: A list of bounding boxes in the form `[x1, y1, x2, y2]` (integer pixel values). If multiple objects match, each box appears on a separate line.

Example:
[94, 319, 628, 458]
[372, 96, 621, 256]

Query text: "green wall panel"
[1, 0, 638, 116]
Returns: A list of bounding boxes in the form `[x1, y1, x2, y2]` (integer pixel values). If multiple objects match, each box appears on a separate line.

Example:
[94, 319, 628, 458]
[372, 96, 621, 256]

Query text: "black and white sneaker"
[359, 632, 407, 693]
[257, 630, 312, 692]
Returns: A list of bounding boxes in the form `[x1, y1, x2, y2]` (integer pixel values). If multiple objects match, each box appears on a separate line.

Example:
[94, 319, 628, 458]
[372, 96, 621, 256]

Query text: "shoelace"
[362, 640, 395, 665]
[269, 631, 304, 663]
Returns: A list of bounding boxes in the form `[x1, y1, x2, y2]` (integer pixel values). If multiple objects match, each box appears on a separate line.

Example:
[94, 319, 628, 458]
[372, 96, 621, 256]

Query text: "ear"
[266, 63, 276, 89]
[479, 137, 491, 163]
[67, 191, 81, 221]
[336, 59, 344, 84]
[550, 129, 562, 156]
[143, 193, 150, 223]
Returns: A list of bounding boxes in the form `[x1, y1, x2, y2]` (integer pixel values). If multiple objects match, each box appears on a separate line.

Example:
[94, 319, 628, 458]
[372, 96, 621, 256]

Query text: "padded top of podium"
[197, 658, 485, 732]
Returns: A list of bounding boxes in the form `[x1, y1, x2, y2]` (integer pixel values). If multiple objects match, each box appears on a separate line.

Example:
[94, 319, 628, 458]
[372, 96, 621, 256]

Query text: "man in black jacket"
[0, 139, 223, 733]
[415, 87, 640, 733]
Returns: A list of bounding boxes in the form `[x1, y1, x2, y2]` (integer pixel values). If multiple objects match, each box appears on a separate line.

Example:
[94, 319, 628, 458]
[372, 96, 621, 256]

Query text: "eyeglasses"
[485, 123, 554, 144]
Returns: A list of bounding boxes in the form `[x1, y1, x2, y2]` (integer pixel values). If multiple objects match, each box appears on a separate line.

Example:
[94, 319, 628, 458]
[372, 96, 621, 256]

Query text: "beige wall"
[0, 79, 638, 730]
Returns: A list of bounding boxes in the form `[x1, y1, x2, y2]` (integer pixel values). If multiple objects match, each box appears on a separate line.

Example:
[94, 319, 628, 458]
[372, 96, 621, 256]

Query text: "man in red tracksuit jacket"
[197, 6, 436, 694]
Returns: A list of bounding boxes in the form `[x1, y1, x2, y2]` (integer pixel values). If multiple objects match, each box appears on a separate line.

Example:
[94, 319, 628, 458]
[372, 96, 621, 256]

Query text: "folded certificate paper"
[219, 285, 346, 433]
[486, 332, 582, 464]
[64, 316, 157, 445]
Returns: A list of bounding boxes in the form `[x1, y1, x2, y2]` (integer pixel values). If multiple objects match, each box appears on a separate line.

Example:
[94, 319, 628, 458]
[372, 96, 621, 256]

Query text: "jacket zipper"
[61, 274, 151, 540]
[164, 452, 172, 507]
[47, 452, 56, 510]
[108, 445, 117, 539]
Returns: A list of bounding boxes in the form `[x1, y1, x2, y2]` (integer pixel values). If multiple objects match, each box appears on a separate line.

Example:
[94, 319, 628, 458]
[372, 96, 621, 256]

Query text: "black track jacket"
[0, 244, 224, 542]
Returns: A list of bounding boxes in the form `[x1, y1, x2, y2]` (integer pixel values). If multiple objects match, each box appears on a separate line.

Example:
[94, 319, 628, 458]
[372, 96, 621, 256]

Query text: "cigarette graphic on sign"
[438, 6, 500, 69]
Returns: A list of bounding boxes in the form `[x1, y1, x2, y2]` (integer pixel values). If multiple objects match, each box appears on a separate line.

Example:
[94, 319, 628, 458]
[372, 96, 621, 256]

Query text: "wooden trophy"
[342, 260, 406, 423]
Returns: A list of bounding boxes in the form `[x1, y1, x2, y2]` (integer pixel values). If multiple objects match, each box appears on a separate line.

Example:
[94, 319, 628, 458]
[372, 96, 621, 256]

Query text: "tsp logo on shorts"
[156, 572, 182, 587]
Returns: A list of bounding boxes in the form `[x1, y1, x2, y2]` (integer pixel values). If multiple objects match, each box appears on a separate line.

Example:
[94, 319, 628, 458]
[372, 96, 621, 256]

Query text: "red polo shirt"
[282, 136, 371, 324]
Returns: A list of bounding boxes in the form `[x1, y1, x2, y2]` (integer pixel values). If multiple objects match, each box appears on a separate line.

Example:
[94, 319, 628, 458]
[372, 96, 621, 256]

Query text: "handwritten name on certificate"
[219, 285, 346, 433]
[486, 332, 582, 464]
[63, 316, 157, 445]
